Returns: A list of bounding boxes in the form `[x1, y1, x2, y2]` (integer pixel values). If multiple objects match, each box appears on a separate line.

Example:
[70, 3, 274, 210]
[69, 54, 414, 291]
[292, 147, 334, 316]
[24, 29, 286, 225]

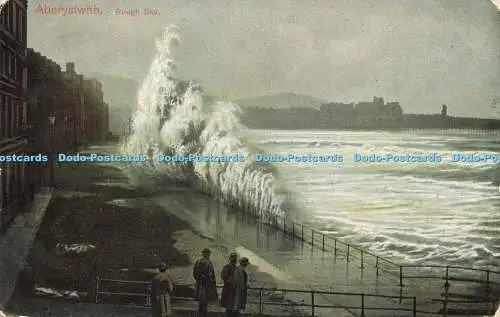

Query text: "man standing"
[220, 252, 238, 313]
[193, 248, 218, 317]
[225, 257, 250, 317]
[151, 263, 174, 317]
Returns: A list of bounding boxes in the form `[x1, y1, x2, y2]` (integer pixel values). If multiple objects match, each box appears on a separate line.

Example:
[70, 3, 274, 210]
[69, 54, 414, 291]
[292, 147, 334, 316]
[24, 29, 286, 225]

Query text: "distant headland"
[237, 93, 500, 131]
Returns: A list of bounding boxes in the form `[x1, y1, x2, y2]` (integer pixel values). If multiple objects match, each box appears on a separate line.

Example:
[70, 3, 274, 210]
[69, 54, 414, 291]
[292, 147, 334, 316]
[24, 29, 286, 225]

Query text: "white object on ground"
[34, 285, 81, 299]
[54, 243, 96, 254]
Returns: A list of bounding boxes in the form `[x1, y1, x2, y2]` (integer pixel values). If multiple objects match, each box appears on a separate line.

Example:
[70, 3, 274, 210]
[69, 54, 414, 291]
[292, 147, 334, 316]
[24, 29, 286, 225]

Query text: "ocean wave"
[120, 25, 298, 220]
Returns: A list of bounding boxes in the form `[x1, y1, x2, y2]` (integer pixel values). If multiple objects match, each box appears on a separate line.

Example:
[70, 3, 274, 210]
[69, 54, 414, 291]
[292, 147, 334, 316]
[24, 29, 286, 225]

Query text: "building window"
[2, 1, 9, 31]
[16, 60, 21, 84]
[8, 97, 13, 138]
[9, 98, 13, 137]
[8, 1, 13, 33]
[17, 9, 23, 42]
[10, 55, 15, 81]
[8, 53, 14, 81]
[3, 96, 8, 138]
[0, 5, 4, 28]
[4, 51, 10, 79]
[0, 48, 6, 78]
[11, 2, 16, 36]
[0, 95, 3, 138]
[13, 101, 17, 136]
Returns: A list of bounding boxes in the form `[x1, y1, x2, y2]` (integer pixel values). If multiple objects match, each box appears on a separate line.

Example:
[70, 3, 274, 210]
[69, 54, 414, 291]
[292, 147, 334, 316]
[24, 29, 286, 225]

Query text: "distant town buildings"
[320, 96, 403, 124]
[0, 0, 27, 232]
[240, 93, 500, 131]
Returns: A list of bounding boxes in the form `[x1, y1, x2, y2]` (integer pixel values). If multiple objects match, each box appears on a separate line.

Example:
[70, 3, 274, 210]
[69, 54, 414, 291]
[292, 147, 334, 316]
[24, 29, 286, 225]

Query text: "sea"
[122, 25, 500, 276]
[248, 129, 500, 269]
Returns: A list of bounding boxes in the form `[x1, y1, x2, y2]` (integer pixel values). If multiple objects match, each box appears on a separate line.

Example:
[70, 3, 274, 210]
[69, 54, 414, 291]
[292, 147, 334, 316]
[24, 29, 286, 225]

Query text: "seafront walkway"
[149, 186, 499, 316]
[1, 143, 498, 316]
[0, 187, 53, 310]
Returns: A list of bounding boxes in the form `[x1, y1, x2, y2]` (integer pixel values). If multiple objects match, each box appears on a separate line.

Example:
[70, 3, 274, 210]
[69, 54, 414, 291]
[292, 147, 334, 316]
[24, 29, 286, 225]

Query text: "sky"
[27, 0, 500, 117]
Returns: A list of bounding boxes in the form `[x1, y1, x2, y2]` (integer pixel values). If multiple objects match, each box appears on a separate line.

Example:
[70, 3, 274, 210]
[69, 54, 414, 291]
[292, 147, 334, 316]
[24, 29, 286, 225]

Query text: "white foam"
[120, 26, 295, 220]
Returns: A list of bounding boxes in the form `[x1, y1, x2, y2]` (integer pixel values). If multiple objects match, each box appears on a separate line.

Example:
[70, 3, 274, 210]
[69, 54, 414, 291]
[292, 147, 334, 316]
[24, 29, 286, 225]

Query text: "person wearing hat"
[193, 248, 218, 317]
[220, 252, 238, 311]
[225, 257, 249, 317]
[151, 262, 174, 317]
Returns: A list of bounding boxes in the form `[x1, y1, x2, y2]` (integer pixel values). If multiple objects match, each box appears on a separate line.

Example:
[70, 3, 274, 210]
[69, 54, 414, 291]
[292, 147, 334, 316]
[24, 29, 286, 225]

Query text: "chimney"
[66, 62, 75, 74]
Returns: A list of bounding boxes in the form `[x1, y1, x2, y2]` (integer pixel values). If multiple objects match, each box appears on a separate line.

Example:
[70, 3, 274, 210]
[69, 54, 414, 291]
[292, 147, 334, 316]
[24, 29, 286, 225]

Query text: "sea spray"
[120, 25, 297, 221]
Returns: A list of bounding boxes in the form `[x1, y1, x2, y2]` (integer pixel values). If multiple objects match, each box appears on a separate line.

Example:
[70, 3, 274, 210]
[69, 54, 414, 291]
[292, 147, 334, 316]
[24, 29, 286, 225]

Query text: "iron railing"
[208, 197, 500, 289]
[191, 184, 500, 315]
[94, 277, 418, 317]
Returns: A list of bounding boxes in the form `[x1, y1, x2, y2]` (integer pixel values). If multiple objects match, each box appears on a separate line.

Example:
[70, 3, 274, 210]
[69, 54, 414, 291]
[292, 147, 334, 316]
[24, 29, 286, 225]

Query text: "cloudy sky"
[28, 0, 500, 117]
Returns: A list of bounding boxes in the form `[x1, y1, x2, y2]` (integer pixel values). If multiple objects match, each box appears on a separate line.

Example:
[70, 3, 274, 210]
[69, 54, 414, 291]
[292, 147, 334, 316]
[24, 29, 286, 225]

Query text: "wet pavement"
[0, 187, 53, 311]
[1, 144, 496, 316]
[151, 188, 497, 316]
[6, 297, 296, 317]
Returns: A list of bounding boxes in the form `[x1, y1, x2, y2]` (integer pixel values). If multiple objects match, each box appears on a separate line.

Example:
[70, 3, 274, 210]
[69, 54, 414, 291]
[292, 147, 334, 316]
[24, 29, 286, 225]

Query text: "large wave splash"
[120, 25, 297, 220]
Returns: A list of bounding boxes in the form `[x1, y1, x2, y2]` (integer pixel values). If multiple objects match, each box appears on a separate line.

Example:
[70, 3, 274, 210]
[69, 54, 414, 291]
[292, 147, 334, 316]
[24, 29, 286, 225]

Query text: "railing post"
[322, 233, 325, 251]
[443, 295, 447, 317]
[311, 291, 315, 317]
[146, 284, 152, 307]
[95, 276, 100, 304]
[283, 217, 286, 233]
[412, 297, 417, 317]
[311, 230, 314, 248]
[259, 288, 263, 313]
[360, 294, 365, 317]
[360, 250, 364, 269]
[444, 266, 449, 289]
[486, 270, 491, 292]
[301, 223, 304, 242]
[443, 267, 449, 317]
[399, 266, 404, 286]
[375, 257, 379, 276]
[334, 239, 337, 256]
[292, 221, 295, 238]
[347, 244, 350, 262]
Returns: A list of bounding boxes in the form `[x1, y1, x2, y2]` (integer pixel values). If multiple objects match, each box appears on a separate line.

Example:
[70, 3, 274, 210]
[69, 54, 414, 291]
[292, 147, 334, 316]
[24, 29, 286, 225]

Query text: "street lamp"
[64, 116, 68, 151]
[49, 115, 56, 186]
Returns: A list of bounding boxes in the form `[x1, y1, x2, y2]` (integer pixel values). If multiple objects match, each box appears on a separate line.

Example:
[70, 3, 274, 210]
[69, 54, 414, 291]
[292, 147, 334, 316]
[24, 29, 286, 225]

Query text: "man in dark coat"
[193, 248, 218, 317]
[220, 252, 238, 312]
[151, 263, 174, 317]
[225, 257, 249, 317]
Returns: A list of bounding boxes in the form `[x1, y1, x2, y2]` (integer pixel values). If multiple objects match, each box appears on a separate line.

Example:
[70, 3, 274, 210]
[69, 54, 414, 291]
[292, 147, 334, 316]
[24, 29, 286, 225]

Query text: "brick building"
[26, 56, 109, 188]
[25, 49, 64, 187]
[0, 0, 27, 231]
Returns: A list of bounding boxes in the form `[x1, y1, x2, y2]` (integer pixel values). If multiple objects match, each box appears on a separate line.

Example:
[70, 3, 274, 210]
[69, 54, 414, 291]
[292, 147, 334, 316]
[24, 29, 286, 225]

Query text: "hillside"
[234, 92, 326, 109]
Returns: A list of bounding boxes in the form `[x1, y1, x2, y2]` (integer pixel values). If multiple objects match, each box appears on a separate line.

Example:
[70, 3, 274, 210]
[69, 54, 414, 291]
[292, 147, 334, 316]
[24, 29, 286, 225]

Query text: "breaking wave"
[120, 25, 297, 220]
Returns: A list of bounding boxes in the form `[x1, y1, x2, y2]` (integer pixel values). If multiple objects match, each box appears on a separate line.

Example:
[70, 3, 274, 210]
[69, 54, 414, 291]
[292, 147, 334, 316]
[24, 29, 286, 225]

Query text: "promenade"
[151, 178, 499, 316]
[0, 144, 498, 316]
[0, 187, 53, 311]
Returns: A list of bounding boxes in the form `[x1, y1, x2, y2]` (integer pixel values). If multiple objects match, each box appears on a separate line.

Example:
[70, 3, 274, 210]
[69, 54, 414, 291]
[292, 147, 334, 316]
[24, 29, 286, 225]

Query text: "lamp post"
[49, 115, 56, 186]
[64, 116, 68, 151]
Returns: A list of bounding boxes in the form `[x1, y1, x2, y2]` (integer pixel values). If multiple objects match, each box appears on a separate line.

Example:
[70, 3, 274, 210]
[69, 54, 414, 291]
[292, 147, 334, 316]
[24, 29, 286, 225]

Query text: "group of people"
[150, 248, 250, 317]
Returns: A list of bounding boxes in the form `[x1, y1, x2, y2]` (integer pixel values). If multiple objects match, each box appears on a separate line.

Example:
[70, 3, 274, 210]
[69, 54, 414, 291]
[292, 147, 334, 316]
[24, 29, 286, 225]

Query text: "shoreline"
[8, 152, 305, 315]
